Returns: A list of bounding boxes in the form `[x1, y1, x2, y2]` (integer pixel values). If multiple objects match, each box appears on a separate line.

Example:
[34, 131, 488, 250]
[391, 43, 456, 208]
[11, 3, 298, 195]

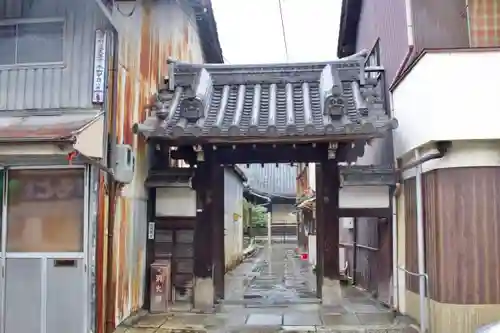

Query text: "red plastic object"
[301, 253, 309, 260]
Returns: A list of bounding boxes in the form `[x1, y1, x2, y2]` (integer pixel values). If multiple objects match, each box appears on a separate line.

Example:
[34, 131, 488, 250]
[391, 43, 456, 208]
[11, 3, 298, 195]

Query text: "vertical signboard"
[92, 30, 107, 104]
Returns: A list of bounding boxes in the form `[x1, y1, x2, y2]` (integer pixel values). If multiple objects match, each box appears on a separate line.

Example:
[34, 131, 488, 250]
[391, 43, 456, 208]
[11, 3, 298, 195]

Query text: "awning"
[0, 110, 105, 159]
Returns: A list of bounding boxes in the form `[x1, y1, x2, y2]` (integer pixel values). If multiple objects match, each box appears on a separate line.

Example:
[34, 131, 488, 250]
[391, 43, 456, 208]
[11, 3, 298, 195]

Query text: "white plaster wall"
[272, 204, 296, 224]
[224, 169, 244, 268]
[308, 235, 317, 265]
[339, 186, 390, 208]
[155, 187, 196, 216]
[393, 50, 500, 159]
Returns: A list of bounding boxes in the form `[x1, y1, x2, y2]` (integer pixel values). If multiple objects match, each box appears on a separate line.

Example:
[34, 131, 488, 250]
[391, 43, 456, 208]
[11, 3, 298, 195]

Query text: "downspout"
[391, 192, 398, 310]
[104, 28, 119, 333]
[392, 0, 415, 85]
[465, 0, 472, 46]
[398, 141, 450, 333]
[414, 148, 427, 333]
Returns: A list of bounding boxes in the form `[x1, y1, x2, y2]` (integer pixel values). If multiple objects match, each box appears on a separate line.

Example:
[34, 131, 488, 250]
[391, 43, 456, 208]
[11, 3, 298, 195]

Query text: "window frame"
[3, 166, 86, 255]
[0, 16, 66, 69]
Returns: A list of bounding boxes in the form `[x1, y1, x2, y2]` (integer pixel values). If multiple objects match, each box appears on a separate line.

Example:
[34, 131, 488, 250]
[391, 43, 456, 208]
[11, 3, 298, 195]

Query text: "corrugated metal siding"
[356, 0, 408, 84]
[224, 169, 244, 267]
[352, 0, 407, 303]
[355, 0, 405, 167]
[405, 168, 500, 305]
[239, 164, 297, 197]
[411, 0, 469, 54]
[0, 0, 108, 110]
[96, 1, 205, 330]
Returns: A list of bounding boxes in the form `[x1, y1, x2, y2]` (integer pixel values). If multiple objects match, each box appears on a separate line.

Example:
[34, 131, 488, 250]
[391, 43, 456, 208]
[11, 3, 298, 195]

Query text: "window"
[6, 169, 85, 252]
[0, 19, 64, 66]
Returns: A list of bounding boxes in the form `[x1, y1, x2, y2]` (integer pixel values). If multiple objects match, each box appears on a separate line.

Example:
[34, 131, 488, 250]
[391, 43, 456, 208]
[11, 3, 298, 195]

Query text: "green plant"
[242, 199, 268, 229]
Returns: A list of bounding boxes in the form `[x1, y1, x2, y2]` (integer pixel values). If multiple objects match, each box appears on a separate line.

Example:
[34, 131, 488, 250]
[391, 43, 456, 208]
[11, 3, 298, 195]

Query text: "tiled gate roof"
[134, 53, 396, 143]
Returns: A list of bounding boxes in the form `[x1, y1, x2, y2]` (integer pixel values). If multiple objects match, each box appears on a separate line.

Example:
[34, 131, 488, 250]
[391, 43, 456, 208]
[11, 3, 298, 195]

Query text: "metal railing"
[397, 265, 431, 333]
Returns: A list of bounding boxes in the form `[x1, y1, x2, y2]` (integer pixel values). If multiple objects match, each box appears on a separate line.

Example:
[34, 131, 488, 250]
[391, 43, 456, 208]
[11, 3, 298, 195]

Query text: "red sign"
[155, 269, 164, 293]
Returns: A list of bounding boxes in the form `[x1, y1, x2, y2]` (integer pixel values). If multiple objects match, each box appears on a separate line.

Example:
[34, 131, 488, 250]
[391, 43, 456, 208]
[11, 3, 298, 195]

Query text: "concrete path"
[116, 243, 417, 333]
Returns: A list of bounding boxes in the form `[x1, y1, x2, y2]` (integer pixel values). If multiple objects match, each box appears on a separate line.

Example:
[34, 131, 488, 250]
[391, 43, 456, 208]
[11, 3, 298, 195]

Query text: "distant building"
[241, 164, 297, 239]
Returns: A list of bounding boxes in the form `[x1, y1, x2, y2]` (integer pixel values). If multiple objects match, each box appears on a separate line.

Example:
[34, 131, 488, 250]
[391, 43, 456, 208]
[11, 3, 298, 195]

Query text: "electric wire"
[277, 0, 290, 62]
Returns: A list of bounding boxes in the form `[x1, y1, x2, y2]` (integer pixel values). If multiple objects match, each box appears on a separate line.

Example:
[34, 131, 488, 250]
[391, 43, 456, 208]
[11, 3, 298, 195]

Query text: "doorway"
[154, 217, 195, 305]
[0, 167, 89, 333]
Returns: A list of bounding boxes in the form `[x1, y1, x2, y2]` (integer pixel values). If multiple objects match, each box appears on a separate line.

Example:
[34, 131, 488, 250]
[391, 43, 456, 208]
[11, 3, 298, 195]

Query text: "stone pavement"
[115, 243, 417, 333]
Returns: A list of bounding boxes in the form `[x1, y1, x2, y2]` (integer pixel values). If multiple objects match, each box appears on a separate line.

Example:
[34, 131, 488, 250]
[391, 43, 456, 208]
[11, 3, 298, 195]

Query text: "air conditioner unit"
[114, 144, 135, 184]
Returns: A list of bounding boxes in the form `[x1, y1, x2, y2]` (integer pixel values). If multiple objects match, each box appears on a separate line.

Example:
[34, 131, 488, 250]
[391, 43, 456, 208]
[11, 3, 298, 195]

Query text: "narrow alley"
[115, 242, 415, 333]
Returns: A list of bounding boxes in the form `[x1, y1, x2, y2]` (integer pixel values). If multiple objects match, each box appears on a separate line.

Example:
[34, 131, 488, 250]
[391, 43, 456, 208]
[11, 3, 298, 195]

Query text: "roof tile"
[134, 55, 396, 141]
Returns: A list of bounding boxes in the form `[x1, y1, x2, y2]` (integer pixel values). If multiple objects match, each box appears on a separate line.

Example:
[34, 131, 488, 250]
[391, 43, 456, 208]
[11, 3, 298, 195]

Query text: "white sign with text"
[92, 30, 107, 104]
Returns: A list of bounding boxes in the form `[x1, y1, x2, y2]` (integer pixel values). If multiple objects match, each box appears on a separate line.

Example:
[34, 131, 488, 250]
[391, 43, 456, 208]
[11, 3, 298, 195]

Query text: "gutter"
[390, 0, 415, 88]
[399, 141, 451, 173]
[0, 137, 75, 144]
[244, 186, 272, 203]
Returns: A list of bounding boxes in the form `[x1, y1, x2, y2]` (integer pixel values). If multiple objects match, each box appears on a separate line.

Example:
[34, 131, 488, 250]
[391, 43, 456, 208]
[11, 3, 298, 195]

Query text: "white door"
[0, 166, 89, 333]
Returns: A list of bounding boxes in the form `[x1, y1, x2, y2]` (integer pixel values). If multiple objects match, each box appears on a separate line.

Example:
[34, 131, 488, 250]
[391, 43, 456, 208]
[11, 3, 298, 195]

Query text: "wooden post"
[352, 217, 358, 285]
[315, 163, 324, 298]
[143, 187, 156, 310]
[316, 158, 341, 304]
[211, 164, 225, 301]
[193, 161, 214, 311]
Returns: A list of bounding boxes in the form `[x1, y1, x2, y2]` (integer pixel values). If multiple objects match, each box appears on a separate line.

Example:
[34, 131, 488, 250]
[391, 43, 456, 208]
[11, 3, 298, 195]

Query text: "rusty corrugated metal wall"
[97, 1, 205, 330]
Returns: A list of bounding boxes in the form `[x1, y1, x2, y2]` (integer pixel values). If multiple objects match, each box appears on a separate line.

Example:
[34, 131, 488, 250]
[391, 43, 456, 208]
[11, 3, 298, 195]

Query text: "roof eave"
[337, 0, 363, 58]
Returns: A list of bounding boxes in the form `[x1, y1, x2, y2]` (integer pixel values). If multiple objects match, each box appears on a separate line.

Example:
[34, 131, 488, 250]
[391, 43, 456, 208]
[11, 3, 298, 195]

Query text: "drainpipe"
[104, 29, 119, 333]
[391, 194, 398, 310]
[267, 212, 272, 247]
[414, 148, 427, 333]
[391, 0, 415, 86]
[465, 0, 472, 46]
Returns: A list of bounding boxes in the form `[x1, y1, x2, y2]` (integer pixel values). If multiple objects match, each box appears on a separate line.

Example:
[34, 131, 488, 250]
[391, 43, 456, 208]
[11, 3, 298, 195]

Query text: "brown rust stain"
[122, 73, 133, 146]
[96, 175, 107, 333]
[98, 3, 208, 329]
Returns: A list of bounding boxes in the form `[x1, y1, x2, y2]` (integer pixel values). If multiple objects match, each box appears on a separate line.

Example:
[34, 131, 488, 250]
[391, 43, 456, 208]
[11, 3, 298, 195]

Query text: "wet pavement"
[116, 243, 417, 333]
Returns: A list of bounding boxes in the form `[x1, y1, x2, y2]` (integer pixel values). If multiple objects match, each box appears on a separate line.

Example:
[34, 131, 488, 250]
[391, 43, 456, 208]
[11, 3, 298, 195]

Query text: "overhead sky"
[211, 0, 342, 64]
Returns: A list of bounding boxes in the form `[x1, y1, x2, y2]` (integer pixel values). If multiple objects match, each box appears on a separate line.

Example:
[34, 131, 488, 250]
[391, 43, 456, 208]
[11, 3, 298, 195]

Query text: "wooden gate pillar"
[316, 158, 341, 304]
[211, 164, 225, 301]
[192, 161, 215, 312]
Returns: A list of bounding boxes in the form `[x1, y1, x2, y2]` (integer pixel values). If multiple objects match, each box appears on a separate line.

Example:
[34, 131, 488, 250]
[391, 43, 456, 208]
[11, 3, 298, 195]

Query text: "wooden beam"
[143, 187, 156, 310]
[315, 163, 324, 298]
[338, 207, 391, 218]
[193, 161, 214, 284]
[322, 159, 340, 281]
[211, 164, 225, 301]
[211, 144, 329, 164]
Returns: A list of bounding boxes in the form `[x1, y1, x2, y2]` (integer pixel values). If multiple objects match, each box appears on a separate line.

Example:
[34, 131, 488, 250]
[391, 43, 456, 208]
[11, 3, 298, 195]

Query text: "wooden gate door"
[154, 218, 195, 304]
